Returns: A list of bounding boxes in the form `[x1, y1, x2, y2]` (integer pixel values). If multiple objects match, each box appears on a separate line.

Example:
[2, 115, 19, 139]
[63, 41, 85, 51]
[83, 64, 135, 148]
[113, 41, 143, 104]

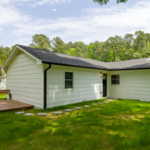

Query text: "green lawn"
[0, 94, 6, 100]
[1, 99, 150, 150]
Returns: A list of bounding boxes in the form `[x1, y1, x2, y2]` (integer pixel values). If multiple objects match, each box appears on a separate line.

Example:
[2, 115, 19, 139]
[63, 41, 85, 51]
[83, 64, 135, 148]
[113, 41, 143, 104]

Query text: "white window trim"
[64, 70, 74, 91]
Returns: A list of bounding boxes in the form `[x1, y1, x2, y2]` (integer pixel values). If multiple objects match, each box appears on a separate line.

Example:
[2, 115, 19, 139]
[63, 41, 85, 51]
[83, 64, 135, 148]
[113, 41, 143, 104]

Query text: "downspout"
[44, 63, 51, 110]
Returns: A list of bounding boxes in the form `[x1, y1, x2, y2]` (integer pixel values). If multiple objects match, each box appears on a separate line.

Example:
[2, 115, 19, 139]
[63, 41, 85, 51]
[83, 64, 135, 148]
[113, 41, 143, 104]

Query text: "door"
[103, 74, 107, 97]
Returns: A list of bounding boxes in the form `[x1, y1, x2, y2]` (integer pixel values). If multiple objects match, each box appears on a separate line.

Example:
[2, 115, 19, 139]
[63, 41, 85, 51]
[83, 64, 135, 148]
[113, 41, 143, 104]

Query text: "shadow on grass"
[0, 112, 46, 145]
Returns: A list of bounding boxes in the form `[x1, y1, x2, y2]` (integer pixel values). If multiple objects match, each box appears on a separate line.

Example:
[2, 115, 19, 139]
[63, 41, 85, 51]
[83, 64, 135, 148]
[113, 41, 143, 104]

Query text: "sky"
[0, 0, 150, 47]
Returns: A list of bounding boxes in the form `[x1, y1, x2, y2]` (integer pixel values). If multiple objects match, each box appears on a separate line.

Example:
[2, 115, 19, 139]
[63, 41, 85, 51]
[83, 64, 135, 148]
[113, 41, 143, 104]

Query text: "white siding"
[129, 70, 150, 101]
[6, 51, 43, 108]
[108, 71, 130, 99]
[0, 77, 6, 90]
[46, 65, 108, 108]
[108, 69, 150, 101]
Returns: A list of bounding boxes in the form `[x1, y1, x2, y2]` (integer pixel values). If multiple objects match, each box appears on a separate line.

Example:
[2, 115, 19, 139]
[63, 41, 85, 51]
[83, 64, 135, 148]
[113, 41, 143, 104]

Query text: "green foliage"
[0, 45, 12, 69]
[87, 43, 96, 59]
[47, 31, 150, 62]
[30, 34, 52, 50]
[1, 30, 150, 70]
[68, 48, 76, 56]
[73, 42, 88, 57]
[93, 0, 128, 5]
[52, 36, 66, 53]
[107, 49, 116, 62]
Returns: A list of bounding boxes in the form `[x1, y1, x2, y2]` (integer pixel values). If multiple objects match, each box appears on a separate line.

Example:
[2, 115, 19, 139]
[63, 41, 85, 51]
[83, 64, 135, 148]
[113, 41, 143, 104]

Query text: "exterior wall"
[6, 50, 150, 108]
[129, 70, 150, 101]
[108, 69, 150, 101]
[6, 51, 43, 108]
[0, 77, 6, 90]
[46, 64, 109, 108]
[108, 71, 130, 99]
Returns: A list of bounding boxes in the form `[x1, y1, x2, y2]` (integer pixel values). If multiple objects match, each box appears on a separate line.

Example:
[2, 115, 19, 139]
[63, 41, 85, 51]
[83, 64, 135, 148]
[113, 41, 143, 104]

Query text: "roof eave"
[110, 67, 150, 71]
[42, 61, 150, 71]
[42, 61, 110, 71]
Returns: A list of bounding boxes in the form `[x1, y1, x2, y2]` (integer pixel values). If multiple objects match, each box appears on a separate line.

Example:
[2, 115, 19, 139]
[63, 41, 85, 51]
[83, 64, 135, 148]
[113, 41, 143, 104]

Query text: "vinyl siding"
[108, 71, 130, 99]
[6, 51, 43, 108]
[108, 69, 150, 101]
[0, 77, 6, 90]
[46, 65, 108, 108]
[129, 70, 150, 101]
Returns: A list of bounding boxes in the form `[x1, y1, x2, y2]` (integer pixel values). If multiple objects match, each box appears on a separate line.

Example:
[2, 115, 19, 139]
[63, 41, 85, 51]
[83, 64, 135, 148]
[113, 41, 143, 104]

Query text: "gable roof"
[2, 44, 150, 71]
[17, 45, 109, 70]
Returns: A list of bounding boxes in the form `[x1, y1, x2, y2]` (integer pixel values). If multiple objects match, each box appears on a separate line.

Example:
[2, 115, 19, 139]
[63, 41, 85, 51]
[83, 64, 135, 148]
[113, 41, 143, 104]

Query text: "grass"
[1, 99, 150, 150]
[0, 94, 6, 100]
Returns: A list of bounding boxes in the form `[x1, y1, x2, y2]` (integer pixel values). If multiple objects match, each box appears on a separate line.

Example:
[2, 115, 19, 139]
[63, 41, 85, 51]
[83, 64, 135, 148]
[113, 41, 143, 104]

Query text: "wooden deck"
[0, 100, 34, 112]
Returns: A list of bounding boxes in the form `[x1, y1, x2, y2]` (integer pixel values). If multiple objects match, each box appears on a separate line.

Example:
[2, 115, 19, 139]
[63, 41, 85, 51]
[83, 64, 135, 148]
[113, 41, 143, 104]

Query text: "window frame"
[64, 71, 74, 90]
[111, 75, 120, 85]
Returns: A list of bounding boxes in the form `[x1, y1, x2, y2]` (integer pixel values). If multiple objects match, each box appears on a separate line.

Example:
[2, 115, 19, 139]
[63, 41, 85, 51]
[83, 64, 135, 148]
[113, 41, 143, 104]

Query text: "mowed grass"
[1, 99, 150, 150]
[0, 94, 6, 100]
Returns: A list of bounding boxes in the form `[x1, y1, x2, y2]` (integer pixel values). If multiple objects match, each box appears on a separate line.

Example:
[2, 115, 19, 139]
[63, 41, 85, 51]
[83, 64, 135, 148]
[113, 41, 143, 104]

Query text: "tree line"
[30, 30, 150, 62]
[0, 30, 150, 76]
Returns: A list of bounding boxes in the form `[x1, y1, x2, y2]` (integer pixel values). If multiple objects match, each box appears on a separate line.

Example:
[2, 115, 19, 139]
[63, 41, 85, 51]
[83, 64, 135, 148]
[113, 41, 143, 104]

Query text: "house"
[1, 45, 150, 109]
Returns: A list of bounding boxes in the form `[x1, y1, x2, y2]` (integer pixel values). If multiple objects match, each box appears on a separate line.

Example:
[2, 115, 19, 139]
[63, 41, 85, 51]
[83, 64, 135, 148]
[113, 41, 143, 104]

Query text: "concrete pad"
[63, 109, 73, 112]
[37, 113, 47, 116]
[83, 105, 90, 107]
[23, 113, 34, 116]
[53, 111, 63, 115]
[75, 107, 83, 110]
[92, 103, 97, 105]
[15, 111, 25, 115]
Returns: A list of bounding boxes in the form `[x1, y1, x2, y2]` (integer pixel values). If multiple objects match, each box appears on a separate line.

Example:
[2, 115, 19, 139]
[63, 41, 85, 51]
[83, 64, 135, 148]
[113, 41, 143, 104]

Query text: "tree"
[73, 42, 88, 57]
[107, 49, 116, 62]
[124, 34, 134, 49]
[68, 48, 76, 56]
[133, 52, 142, 59]
[122, 34, 134, 60]
[93, 0, 128, 5]
[0, 46, 3, 65]
[65, 42, 73, 51]
[30, 34, 52, 50]
[134, 31, 146, 50]
[0, 46, 12, 70]
[52, 37, 66, 53]
[87, 43, 96, 60]
[93, 41, 104, 60]
[3, 47, 12, 57]
[145, 33, 150, 48]
[106, 35, 124, 61]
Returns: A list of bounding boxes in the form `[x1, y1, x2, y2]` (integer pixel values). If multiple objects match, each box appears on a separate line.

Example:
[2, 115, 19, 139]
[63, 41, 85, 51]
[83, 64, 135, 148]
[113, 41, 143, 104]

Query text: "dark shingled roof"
[18, 45, 150, 71]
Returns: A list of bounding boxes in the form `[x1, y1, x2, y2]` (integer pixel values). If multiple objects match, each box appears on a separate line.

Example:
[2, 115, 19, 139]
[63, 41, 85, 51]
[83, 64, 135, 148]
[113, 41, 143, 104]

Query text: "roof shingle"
[18, 45, 150, 71]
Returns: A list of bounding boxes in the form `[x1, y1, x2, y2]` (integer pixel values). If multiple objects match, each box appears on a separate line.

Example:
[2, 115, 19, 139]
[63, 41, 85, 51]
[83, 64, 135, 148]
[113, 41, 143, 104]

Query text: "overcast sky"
[0, 0, 150, 47]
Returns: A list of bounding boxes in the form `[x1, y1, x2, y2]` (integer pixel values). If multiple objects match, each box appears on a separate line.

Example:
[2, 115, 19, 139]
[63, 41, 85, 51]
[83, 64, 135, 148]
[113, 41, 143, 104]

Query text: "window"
[65, 72, 73, 89]
[111, 75, 120, 85]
